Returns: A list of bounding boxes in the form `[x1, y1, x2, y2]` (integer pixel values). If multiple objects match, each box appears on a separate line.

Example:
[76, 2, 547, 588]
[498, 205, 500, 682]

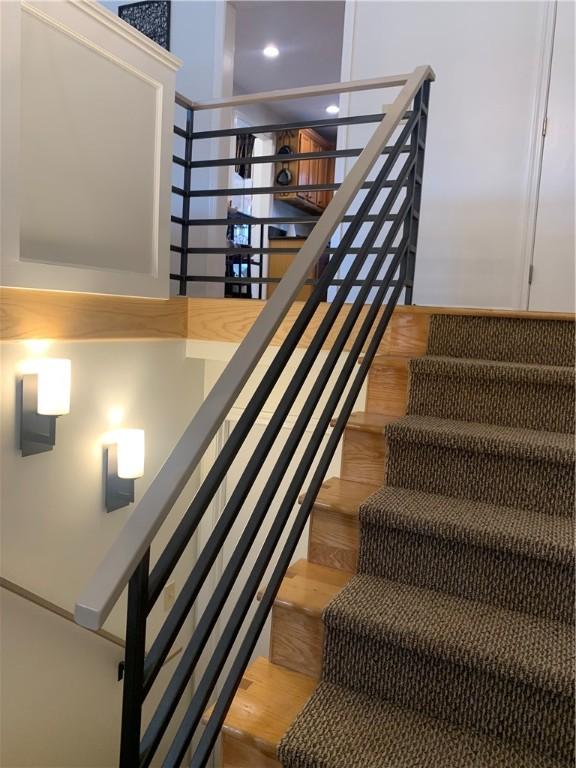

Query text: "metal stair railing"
[75, 65, 434, 767]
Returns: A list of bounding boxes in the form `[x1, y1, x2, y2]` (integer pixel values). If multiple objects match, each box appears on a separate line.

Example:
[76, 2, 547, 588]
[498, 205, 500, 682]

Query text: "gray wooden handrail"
[75, 65, 435, 631]
[175, 72, 412, 111]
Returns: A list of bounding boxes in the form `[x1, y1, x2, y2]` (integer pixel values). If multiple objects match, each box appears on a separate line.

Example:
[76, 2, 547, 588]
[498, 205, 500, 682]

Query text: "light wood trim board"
[1, 287, 188, 340]
[2, 288, 573, 343]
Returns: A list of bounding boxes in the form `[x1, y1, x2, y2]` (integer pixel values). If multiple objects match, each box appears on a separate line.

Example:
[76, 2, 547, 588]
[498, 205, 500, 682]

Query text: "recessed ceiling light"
[263, 44, 279, 58]
[326, 104, 340, 115]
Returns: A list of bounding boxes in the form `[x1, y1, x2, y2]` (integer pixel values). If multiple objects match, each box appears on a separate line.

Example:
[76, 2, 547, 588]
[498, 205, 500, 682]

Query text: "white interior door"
[529, 1, 575, 312]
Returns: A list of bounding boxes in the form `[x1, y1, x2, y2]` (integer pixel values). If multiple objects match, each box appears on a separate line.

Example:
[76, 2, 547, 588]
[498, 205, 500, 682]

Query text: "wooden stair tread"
[333, 411, 397, 434]
[265, 559, 350, 617]
[361, 353, 412, 367]
[207, 657, 316, 759]
[300, 476, 380, 517]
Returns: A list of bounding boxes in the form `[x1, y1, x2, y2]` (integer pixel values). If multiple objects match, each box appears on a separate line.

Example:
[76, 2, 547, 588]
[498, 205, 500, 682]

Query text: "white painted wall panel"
[341, 1, 548, 309]
[21, 10, 158, 274]
[1, 1, 180, 297]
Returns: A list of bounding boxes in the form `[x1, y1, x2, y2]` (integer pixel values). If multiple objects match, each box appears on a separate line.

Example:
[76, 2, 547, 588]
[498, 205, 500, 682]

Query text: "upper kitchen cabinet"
[273, 128, 335, 214]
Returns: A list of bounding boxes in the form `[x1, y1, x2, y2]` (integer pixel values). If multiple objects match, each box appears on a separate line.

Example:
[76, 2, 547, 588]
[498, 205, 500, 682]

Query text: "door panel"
[529, 2, 575, 312]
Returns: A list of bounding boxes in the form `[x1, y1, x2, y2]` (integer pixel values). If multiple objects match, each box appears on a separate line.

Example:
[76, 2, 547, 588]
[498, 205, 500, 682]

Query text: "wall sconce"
[105, 429, 145, 512]
[20, 359, 71, 456]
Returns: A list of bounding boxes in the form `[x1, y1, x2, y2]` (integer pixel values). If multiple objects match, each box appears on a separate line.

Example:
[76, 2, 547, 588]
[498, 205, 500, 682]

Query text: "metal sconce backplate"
[20, 375, 56, 456]
[105, 445, 135, 512]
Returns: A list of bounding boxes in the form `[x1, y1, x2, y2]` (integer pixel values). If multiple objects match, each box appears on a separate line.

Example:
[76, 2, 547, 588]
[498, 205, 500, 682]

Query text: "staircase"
[216, 311, 575, 768]
[74, 64, 575, 767]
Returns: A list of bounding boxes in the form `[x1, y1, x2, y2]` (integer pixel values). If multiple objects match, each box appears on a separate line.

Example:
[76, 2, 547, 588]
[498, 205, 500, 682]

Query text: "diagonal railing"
[75, 65, 434, 767]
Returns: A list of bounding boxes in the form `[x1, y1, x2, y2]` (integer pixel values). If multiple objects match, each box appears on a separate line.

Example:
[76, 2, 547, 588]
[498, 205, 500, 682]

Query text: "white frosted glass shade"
[36, 359, 71, 415]
[116, 429, 145, 479]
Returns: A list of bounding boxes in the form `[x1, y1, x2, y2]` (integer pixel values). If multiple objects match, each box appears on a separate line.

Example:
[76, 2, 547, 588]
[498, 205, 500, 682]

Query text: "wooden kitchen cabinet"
[274, 128, 335, 214]
[268, 236, 330, 302]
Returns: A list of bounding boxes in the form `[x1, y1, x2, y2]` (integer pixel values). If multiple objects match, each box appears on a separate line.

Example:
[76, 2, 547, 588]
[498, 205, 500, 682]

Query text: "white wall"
[1, 339, 205, 765]
[340, 0, 555, 309]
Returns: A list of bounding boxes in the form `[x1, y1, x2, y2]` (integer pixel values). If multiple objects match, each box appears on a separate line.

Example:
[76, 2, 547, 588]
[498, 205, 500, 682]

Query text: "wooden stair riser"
[270, 605, 324, 679]
[222, 733, 280, 768]
[365, 357, 410, 416]
[378, 312, 430, 359]
[341, 427, 388, 485]
[308, 507, 358, 572]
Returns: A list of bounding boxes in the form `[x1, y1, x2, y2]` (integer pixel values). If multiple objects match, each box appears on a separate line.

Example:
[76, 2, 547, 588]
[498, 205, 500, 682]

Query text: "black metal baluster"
[119, 549, 150, 768]
[258, 225, 264, 300]
[404, 82, 430, 304]
[178, 107, 194, 296]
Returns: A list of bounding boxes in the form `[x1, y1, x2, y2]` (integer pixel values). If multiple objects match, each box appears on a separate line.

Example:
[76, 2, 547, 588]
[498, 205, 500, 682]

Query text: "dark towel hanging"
[235, 133, 256, 179]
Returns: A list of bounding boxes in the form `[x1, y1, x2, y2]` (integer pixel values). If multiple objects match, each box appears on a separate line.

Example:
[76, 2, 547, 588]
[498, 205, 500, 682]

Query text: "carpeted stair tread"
[426, 315, 575, 366]
[278, 314, 575, 768]
[385, 416, 575, 516]
[324, 576, 573, 694]
[407, 356, 575, 432]
[360, 487, 573, 565]
[386, 416, 574, 464]
[278, 680, 569, 768]
[411, 355, 575, 382]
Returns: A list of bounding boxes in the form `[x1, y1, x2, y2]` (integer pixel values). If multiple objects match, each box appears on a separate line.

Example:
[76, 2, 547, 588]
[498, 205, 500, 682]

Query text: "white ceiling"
[232, 1, 346, 124]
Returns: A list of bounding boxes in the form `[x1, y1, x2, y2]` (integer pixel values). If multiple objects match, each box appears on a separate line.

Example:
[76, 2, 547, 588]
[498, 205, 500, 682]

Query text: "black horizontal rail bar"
[169, 243, 409, 768]
[140, 145, 417, 764]
[152, 176, 397, 602]
[170, 242, 409, 257]
[141, 172, 413, 764]
[169, 274, 408, 288]
[184, 235, 402, 254]
[170, 246, 414, 274]
[142, 114, 418, 693]
[182, 112, 390, 140]
[146, 171, 409, 689]
[146, 109, 419, 605]
[172, 212, 410, 227]
[177, 144, 411, 170]
[141, 224, 400, 759]
[176, 179, 400, 198]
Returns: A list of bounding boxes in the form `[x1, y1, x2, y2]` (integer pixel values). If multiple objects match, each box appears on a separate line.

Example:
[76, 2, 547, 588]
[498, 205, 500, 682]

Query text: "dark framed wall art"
[118, 1, 171, 51]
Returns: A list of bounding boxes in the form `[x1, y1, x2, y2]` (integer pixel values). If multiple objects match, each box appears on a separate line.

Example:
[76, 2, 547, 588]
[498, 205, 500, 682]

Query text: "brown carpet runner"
[279, 314, 575, 768]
